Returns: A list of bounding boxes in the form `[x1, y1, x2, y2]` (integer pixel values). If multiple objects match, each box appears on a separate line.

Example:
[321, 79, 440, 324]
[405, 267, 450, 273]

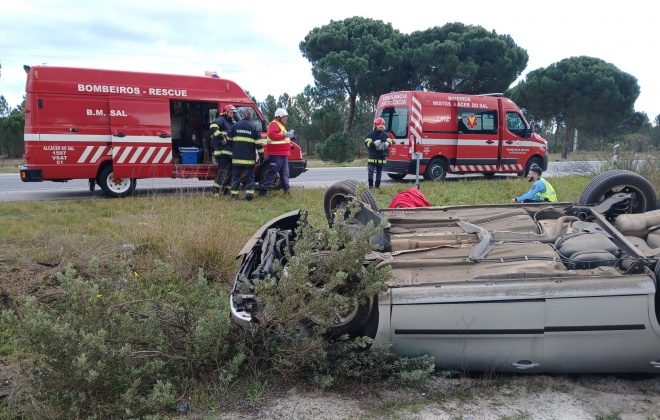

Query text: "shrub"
[247, 193, 435, 388]
[2, 264, 244, 418]
[315, 132, 355, 163]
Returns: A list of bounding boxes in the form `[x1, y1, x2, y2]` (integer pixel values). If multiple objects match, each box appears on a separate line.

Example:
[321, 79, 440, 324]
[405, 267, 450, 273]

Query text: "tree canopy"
[403, 23, 528, 94]
[508, 56, 640, 157]
[300, 17, 402, 134]
[300, 19, 528, 135]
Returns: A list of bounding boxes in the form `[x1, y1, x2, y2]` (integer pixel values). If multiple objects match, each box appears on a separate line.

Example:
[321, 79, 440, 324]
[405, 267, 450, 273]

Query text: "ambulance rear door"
[31, 94, 112, 180]
[109, 98, 173, 178]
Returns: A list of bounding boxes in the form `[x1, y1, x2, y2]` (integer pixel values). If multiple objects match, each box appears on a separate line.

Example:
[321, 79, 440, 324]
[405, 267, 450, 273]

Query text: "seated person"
[512, 164, 557, 203]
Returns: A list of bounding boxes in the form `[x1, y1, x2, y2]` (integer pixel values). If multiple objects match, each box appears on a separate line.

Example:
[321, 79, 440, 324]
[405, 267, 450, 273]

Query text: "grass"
[0, 158, 23, 174]
[0, 175, 595, 307]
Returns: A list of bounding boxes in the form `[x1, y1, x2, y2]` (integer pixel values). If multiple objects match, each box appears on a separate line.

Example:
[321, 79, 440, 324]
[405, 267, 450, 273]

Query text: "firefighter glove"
[285, 131, 294, 137]
[373, 140, 381, 147]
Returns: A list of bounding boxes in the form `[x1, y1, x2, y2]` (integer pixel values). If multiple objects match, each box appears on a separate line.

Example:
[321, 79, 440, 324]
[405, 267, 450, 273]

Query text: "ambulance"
[19, 65, 307, 197]
[376, 90, 548, 181]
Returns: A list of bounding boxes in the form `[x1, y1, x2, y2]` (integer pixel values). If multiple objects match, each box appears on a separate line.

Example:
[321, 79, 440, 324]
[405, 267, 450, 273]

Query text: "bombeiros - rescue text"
[77, 84, 188, 97]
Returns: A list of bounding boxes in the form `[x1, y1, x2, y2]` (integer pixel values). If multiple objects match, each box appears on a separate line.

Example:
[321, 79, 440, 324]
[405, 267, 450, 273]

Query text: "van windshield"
[378, 106, 408, 138]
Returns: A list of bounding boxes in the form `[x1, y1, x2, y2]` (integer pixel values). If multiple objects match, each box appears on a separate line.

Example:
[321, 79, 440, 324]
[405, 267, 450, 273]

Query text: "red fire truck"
[376, 90, 548, 181]
[20, 65, 307, 197]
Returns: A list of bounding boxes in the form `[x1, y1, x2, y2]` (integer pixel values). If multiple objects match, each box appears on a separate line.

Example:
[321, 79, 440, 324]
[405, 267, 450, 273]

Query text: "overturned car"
[231, 171, 660, 374]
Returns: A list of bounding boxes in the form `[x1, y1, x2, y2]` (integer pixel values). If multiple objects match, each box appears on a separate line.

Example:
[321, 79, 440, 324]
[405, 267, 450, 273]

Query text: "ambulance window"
[458, 109, 497, 135]
[236, 106, 262, 127]
[506, 112, 528, 137]
[379, 106, 408, 138]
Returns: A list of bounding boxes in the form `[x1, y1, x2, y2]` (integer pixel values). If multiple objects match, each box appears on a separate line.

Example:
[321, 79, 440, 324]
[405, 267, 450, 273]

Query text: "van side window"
[235, 106, 262, 128]
[379, 106, 408, 138]
[506, 112, 528, 137]
[458, 109, 497, 135]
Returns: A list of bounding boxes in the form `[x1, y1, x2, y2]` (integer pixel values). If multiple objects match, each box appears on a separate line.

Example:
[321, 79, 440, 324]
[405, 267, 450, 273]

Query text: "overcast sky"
[1, 0, 658, 121]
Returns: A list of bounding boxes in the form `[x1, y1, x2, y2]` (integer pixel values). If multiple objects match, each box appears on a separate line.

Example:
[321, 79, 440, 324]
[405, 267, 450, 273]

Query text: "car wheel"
[324, 180, 378, 225]
[423, 158, 448, 181]
[522, 157, 543, 177]
[307, 292, 374, 338]
[97, 166, 136, 198]
[258, 163, 281, 190]
[579, 170, 657, 213]
[387, 173, 406, 180]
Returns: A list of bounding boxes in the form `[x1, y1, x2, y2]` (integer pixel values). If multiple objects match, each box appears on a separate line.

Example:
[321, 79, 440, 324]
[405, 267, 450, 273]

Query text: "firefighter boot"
[212, 186, 220, 198]
[368, 179, 373, 189]
[375, 181, 381, 189]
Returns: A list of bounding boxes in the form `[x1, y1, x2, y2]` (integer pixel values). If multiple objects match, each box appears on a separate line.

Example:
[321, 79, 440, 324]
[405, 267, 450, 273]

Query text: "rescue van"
[376, 90, 548, 181]
[20, 65, 307, 197]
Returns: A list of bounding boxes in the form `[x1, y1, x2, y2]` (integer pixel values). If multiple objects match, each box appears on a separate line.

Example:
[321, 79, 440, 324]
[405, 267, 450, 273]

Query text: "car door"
[385, 282, 545, 373]
[543, 275, 660, 373]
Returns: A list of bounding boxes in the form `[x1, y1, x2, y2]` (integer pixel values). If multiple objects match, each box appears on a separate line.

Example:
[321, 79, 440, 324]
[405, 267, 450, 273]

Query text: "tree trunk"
[562, 115, 573, 159]
[344, 92, 357, 134]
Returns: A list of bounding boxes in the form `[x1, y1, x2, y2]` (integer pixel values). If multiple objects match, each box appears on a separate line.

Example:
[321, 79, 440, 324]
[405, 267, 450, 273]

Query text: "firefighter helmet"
[224, 104, 237, 114]
[274, 108, 288, 118]
[374, 117, 386, 127]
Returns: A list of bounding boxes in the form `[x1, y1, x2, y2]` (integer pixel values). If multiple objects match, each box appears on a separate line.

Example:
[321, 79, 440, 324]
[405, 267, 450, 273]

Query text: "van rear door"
[110, 99, 173, 178]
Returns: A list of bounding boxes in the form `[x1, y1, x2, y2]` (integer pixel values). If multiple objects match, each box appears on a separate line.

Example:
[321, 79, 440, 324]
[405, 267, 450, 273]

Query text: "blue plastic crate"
[180, 147, 199, 164]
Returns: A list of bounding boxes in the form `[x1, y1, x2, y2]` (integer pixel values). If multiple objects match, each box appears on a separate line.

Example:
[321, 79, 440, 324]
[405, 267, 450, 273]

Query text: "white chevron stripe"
[129, 147, 144, 164]
[77, 146, 94, 163]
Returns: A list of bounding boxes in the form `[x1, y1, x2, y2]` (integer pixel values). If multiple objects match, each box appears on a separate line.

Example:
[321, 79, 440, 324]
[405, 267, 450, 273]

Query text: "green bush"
[2, 264, 243, 418]
[248, 195, 435, 388]
[315, 132, 355, 163]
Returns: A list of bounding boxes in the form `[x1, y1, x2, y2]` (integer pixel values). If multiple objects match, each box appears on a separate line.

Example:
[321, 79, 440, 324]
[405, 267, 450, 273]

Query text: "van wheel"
[387, 173, 406, 180]
[579, 170, 657, 214]
[258, 164, 281, 190]
[424, 158, 448, 181]
[522, 157, 542, 177]
[98, 166, 136, 198]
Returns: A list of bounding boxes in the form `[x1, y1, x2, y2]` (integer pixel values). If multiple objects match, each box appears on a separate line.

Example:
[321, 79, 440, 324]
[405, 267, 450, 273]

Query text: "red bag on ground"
[388, 188, 431, 208]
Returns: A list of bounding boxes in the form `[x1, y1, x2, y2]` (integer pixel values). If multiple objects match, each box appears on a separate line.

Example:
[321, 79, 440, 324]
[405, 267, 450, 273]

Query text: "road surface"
[0, 161, 597, 202]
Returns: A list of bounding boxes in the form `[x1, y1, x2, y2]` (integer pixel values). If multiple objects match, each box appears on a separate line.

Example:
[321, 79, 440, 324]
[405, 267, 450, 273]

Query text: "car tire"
[324, 180, 378, 225]
[387, 173, 406, 180]
[424, 158, 448, 181]
[97, 165, 136, 198]
[309, 294, 374, 338]
[258, 163, 281, 190]
[579, 170, 658, 213]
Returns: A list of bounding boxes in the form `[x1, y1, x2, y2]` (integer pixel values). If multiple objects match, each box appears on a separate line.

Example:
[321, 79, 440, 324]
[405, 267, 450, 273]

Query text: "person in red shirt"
[259, 108, 296, 196]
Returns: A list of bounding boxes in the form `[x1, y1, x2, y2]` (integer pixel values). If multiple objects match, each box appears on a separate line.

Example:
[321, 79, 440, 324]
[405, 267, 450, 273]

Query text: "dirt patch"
[221, 374, 660, 419]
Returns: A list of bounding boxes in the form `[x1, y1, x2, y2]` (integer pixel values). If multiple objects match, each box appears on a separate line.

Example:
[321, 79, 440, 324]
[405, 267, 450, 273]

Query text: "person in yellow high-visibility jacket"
[512, 164, 557, 203]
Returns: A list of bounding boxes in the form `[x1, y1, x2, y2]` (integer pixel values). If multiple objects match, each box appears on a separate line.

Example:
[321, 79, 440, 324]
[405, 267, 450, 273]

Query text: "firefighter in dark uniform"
[227, 108, 263, 201]
[364, 117, 392, 188]
[210, 104, 237, 197]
